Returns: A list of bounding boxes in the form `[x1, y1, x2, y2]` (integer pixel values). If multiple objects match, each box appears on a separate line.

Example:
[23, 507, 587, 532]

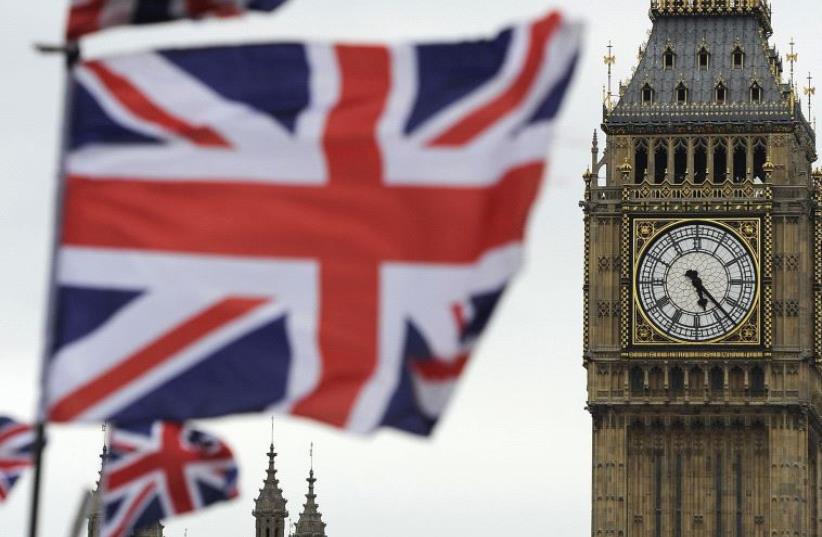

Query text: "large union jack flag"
[67, 0, 289, 40]
[100, 422, 238, 537]
[0, 417, 35, 503]
[45, 12, 581, 435]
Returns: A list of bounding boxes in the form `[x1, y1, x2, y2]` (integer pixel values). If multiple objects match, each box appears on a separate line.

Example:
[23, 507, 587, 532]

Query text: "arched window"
[676, 82, 689, 104]
[715, 82, 728, 103]
[698, 47, 711, 70]
[750, 82, 763, 102]
[663, 47, 676, 70]
[732, 46, 745, 68]
[642, 83, 655, 104]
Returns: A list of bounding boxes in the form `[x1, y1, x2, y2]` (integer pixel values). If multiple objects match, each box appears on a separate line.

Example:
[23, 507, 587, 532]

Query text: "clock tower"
[583, 1, 821, 536]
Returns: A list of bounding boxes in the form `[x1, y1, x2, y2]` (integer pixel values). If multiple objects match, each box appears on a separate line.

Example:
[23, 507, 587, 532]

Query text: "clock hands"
[684, 270, 709, 310]
[684, 269, 734, 323]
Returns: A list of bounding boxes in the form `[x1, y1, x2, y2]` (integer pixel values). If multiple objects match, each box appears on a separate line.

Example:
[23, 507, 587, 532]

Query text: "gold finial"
[604, 41, 616, 110]
[786, 38, 798, 86]
[804, 72, 816, 122]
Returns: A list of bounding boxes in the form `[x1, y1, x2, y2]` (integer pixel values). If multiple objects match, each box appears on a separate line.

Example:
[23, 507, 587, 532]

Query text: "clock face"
[635, 222, 758, 343]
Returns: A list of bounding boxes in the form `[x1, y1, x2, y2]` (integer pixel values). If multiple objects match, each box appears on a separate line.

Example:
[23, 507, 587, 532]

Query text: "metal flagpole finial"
[786, 38, 798, 86]
[604, 41, 616, 110]
[310, 442, 314, 471]
[270, 415, 275, 447]
[805, 72, 816, 121]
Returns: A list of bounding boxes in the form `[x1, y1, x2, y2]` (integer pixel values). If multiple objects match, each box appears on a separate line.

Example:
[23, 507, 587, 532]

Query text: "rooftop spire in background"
[254, 429, 289, 537]
[293, 445, 327, 537]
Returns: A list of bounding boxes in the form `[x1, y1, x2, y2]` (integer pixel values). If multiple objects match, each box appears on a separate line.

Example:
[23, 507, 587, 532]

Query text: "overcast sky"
[1, 1, 820, 536]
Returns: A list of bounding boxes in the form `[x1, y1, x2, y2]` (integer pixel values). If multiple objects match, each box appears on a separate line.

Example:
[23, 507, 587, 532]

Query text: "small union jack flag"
[67, 0, 289, 40]
[100, 422, 239, 537]
[0, 417, 35, 504]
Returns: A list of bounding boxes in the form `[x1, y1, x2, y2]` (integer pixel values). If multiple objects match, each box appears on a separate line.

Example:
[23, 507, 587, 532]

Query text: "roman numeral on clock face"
[656, 297, 671, 308]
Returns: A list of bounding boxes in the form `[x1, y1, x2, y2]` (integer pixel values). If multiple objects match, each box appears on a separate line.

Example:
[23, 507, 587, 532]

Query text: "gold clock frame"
[626, 217, 767, 351]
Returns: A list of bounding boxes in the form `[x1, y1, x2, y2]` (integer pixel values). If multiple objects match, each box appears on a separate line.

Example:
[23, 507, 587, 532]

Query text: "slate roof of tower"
[604, 8, 813, 138]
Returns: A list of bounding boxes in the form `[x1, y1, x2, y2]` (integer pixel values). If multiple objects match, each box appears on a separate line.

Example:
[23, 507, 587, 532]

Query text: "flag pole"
[28, 40, 81, 537]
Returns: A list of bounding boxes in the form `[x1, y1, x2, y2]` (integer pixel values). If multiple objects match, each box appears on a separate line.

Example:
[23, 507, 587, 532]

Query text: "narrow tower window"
[635, 139, 649, 183]
[715, 82, 728, 103]
[694, 138, 708, 183]
[732, 46, 745, 68]
[654, 140, 669, 183]
[753, 138, 767, 180]
[732, 138, 747, 182]
[676, 82, 689, 104]
[642, 83, 655, 104]
[674, 139, 687, 183]
[698, 47, 710, 70]
[750, 82, 763, 102]
[713, 139, 728, 183]
[663, 47, 676, 70]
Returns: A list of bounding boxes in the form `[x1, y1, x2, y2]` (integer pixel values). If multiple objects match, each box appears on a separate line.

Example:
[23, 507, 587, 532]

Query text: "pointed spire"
[254, 421, 289, 537]
[87, 425, 109, 537]
[293, 444, 327, 537]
